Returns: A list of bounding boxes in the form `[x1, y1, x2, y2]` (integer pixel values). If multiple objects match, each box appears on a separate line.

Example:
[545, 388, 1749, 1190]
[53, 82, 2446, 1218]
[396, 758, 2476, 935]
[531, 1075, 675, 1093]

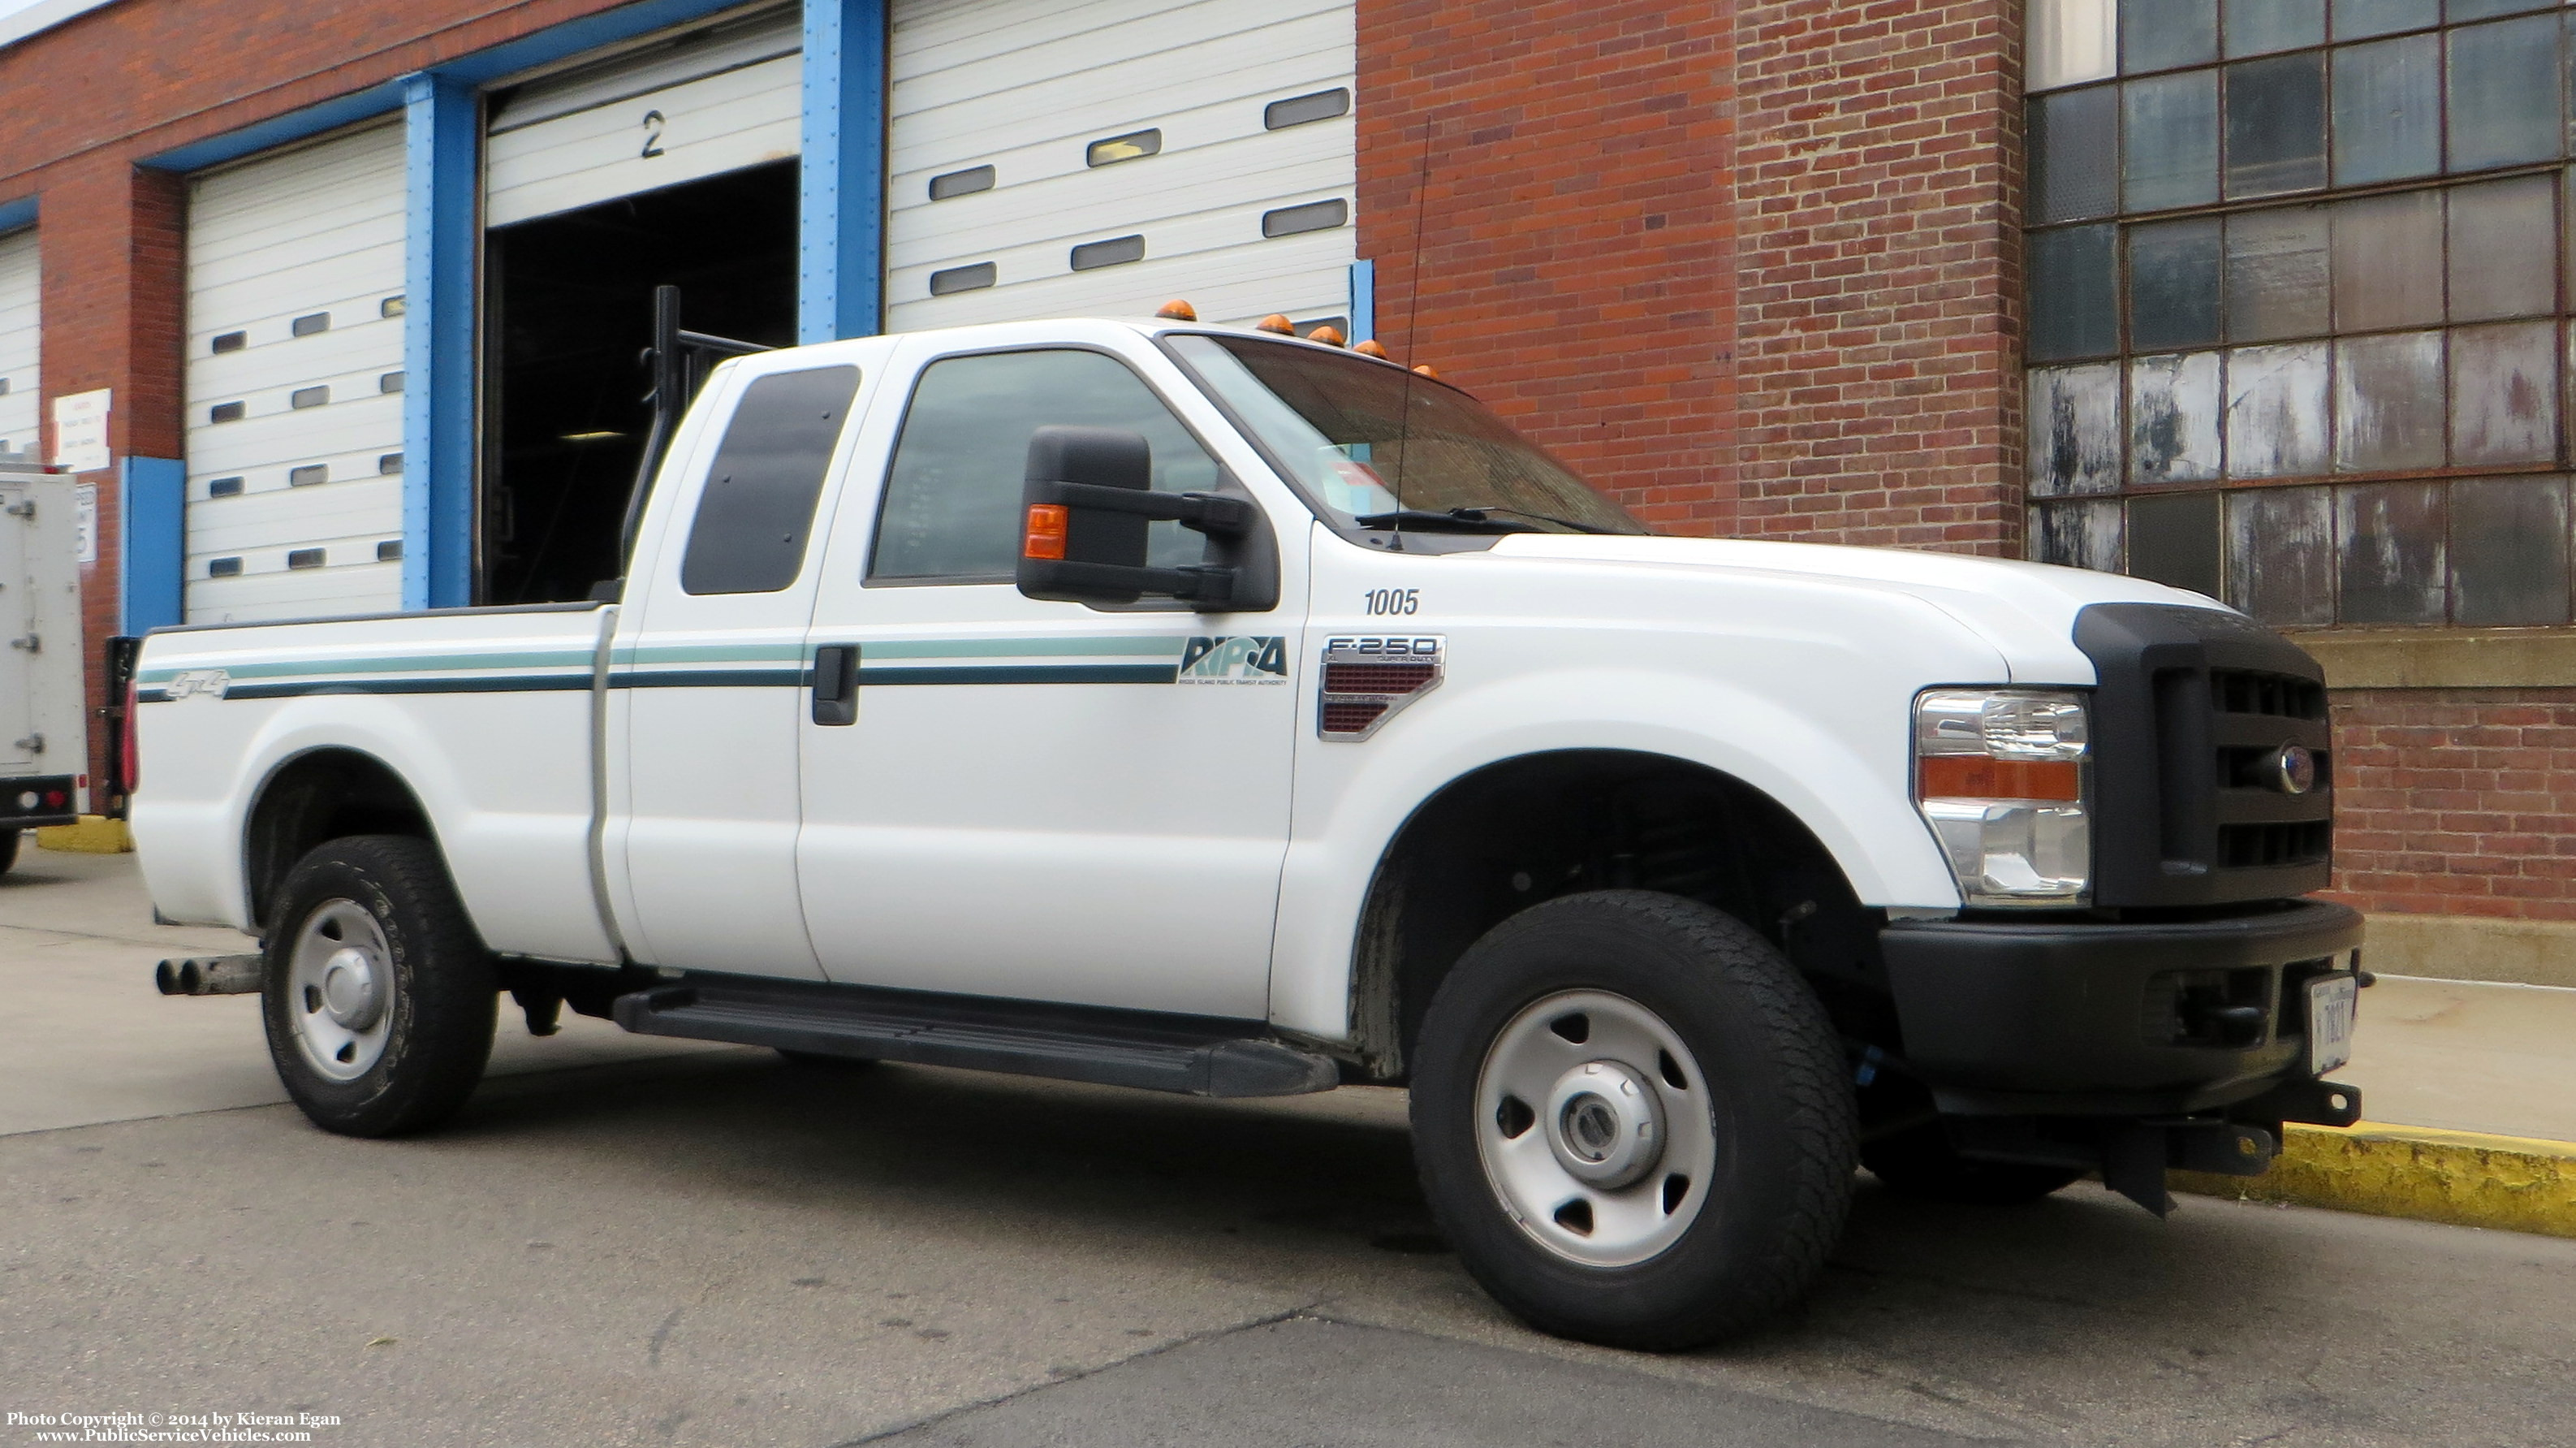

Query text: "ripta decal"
[1177, 635, 1289, 685]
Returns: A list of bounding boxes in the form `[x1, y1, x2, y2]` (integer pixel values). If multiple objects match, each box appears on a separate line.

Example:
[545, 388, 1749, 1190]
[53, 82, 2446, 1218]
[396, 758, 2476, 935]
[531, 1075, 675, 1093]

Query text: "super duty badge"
[1318, 636, 1443, 741]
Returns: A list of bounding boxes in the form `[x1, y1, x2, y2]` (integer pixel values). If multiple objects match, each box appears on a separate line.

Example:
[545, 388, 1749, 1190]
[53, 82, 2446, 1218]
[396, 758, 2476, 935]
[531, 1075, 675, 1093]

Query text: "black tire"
[261, 835, 496, 1138]
[1862, 1123, 2084, 1204]
[0, 828, 18, 875]
[1409, 890, 1857, 1351]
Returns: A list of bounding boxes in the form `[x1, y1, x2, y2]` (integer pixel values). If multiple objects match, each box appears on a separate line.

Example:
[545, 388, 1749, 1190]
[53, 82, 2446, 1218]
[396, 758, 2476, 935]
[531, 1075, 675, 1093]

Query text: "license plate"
[2306, 975, 2358, 1075]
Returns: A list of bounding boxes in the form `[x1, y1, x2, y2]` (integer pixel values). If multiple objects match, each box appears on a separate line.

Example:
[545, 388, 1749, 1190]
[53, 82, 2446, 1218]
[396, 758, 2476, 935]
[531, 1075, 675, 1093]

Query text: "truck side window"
[870, 349, 1221, 582]
[679, 365, 862, 595]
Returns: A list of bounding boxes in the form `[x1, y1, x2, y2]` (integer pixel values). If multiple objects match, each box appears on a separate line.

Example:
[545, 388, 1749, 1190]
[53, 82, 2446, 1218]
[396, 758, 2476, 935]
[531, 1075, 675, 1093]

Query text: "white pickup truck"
[135, 314, 2363, 1350]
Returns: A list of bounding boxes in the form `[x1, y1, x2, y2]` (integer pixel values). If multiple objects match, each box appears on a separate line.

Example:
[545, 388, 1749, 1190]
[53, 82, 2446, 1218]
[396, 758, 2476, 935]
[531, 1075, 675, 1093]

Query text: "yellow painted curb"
[35, 815, 132, 854]
[2175, 1120, 2576, 1239]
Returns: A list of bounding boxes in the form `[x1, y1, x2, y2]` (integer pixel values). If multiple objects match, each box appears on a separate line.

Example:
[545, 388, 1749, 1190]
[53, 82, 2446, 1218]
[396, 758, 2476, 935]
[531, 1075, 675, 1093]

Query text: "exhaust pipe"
[155, 953, 264, 996]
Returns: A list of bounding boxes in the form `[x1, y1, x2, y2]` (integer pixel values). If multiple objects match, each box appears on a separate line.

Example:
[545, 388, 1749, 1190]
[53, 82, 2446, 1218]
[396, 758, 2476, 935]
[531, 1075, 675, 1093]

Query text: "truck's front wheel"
[262, 835, 495, 1138]
[1410, 891, 1857, 1351]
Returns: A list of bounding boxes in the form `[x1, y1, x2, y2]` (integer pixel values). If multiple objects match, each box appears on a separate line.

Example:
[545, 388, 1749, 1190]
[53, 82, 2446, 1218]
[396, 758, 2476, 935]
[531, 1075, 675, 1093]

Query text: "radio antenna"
[1393, 107, 1440, 545]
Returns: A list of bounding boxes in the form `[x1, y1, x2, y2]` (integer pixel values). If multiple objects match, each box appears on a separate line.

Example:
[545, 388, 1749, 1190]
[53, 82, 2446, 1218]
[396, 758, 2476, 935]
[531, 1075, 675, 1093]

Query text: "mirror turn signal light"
[1256, 314, 1296, 335]
[1916, 756, 2081, 802]
[1022, 503, 1070, 560]
[1156, 299, 1197, 321]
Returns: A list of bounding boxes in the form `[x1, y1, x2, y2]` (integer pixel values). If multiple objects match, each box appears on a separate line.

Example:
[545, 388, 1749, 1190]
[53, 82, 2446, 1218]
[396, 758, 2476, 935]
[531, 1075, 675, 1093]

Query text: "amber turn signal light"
[1256, 313, 1295, 335]
[1353, 339, 1389, 359]
[1411, 363, 1440, 378]
[1022, 504, 1070, 560]
[1306, 325, 1346, 347]
[1917, 756, 2081, 802]
[1155, 299, 1197, 321]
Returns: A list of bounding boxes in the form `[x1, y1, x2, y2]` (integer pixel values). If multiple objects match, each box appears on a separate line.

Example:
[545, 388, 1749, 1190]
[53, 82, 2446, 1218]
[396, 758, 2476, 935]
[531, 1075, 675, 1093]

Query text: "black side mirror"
[1016, 426, 1275, 611]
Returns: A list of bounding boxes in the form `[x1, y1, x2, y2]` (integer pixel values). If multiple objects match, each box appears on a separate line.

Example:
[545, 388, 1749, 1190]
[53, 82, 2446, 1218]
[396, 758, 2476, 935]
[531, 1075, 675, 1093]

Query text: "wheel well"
[1350, 750, 1896, 1080]
[244, 749, 436, 932]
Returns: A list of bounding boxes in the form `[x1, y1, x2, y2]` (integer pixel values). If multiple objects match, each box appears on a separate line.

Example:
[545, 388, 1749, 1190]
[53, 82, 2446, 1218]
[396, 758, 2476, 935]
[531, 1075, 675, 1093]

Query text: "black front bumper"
[1879, 900, 2363, 1116]
[1, 774, 80, 831]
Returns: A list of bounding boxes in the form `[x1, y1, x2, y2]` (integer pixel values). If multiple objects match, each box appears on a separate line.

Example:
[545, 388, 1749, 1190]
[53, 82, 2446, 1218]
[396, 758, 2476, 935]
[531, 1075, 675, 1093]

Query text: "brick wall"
[1357, 0, 2022, 546]
[1355, 0, 1741, 534]
[0, 0, 635, 186]
[1730, 0, 2022, 551]
[2326, 689, 2576, 922]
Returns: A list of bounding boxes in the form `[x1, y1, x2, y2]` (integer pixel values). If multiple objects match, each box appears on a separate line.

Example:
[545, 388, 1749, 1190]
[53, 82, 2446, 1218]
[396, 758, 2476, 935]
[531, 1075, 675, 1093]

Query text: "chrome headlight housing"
[1914, 689, 2091, 908]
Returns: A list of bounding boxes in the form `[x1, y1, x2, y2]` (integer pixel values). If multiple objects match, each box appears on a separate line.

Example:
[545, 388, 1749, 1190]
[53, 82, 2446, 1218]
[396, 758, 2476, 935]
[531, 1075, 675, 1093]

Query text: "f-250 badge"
[1178, 636, 1289, 684]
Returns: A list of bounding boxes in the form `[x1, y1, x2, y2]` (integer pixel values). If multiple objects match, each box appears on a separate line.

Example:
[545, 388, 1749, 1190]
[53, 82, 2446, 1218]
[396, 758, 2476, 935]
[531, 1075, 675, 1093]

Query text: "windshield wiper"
[1351, 508, 1542, 534]
[1461, 504, 1622, 535]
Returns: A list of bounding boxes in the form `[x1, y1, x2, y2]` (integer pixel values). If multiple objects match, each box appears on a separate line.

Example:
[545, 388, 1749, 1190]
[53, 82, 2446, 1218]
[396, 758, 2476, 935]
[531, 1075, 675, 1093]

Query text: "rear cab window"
[680, 365, 864, 595]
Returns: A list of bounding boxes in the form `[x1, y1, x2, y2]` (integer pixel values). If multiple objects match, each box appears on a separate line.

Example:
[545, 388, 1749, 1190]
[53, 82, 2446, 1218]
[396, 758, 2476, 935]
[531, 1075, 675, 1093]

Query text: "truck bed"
[131, 601, 617, 960]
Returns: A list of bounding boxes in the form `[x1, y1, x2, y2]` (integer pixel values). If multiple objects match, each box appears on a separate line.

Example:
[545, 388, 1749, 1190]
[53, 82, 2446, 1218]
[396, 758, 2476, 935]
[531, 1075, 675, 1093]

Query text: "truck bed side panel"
[131, 607, 615, 961]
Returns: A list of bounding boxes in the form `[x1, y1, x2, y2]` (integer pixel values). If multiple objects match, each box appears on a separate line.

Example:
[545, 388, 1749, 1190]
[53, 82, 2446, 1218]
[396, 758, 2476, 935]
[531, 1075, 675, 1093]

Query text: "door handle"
[812, 644, 859, 726]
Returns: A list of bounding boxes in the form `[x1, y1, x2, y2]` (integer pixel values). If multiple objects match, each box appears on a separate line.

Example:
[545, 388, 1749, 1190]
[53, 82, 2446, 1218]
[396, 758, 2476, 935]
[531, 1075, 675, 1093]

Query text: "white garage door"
[0, 228, 37, 461]
[484, 9, 802, 228]
[184, 123, 408, 625]
[887, 0, 1357, 334]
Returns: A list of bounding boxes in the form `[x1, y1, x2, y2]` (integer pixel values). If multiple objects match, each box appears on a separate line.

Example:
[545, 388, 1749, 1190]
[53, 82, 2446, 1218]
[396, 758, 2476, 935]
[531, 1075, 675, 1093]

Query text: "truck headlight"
[1914, 689, 2090, 908]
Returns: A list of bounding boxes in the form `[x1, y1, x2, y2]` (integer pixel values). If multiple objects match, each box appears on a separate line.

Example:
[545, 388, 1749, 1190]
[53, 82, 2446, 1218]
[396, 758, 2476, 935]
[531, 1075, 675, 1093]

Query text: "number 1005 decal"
[1363, 588, 1420, 616]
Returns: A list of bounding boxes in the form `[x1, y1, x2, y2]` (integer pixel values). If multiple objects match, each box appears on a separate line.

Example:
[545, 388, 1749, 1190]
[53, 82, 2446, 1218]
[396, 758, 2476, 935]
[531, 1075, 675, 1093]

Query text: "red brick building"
[2, 0, 2567, 979]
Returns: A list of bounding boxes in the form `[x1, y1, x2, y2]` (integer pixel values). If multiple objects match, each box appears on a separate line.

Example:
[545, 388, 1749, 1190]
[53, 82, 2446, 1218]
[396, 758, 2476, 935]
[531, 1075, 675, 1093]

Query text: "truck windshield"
[1163, 334, 1647, 537]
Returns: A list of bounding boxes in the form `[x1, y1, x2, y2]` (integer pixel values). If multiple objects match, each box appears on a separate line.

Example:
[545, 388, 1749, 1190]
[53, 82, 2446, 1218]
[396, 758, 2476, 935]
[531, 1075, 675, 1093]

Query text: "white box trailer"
[0, 456, 87, 874]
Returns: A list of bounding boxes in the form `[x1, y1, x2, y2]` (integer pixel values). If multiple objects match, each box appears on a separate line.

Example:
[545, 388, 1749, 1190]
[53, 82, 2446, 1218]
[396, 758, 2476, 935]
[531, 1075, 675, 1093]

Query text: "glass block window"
[2024, 0, 2576, 627]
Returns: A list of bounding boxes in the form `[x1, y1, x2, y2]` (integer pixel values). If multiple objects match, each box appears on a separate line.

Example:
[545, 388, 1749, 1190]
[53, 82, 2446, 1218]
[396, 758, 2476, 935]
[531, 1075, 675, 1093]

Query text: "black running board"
[611, 978, 1340, 1099]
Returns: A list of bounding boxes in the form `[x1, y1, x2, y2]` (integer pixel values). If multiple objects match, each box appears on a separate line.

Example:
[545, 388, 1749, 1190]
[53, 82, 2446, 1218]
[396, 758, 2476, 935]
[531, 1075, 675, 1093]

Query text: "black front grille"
[2211, 668, 2327, 722]
[2076, 605, 2335, 908]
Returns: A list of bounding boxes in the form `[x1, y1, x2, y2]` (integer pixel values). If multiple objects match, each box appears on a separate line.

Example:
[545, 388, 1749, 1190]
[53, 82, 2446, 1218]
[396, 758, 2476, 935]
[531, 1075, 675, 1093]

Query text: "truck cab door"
[795, 335, 1308, 1018]
[605, 350, 882, 978]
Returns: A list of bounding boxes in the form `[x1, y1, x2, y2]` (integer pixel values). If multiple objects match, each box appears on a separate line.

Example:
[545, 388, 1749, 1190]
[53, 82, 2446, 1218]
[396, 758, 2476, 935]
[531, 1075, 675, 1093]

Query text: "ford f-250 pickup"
[136, 312, 2363, 1349]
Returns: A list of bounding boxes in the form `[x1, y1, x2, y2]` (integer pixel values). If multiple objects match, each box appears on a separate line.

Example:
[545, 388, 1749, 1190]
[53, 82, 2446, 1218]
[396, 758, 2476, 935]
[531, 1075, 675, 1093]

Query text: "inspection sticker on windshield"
[2306, 975, 2358, 1075]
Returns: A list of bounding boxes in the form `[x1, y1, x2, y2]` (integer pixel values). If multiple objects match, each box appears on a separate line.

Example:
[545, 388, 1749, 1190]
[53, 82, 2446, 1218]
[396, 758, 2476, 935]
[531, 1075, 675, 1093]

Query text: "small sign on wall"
[52, 388, 110, 473]
[74, 482, 97, 564]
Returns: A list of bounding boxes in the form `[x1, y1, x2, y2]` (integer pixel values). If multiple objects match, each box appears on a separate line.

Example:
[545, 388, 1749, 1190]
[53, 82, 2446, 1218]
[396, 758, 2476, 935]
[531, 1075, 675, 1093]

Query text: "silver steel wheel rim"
[1474, 989, 1715, 1268]
[286, 899, 395, 1082]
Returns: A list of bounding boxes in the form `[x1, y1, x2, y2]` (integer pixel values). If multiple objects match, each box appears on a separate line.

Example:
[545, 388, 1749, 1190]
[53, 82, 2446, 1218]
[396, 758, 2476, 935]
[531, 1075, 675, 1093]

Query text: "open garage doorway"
[481, 158, 796, 604]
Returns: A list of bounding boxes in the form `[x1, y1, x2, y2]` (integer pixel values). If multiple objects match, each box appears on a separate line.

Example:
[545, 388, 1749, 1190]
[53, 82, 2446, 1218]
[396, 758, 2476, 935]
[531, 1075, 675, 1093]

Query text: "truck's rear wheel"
[1410, 891, 1857, 1351]
[1862, 1123, 2084, 1204]
[262, 835, 495, 1138]
[0, 828, 17, 875]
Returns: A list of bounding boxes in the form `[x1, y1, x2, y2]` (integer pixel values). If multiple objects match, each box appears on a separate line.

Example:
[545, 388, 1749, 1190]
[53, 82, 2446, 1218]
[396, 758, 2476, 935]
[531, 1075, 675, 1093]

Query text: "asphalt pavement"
[4, 842, 2573, 1447]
